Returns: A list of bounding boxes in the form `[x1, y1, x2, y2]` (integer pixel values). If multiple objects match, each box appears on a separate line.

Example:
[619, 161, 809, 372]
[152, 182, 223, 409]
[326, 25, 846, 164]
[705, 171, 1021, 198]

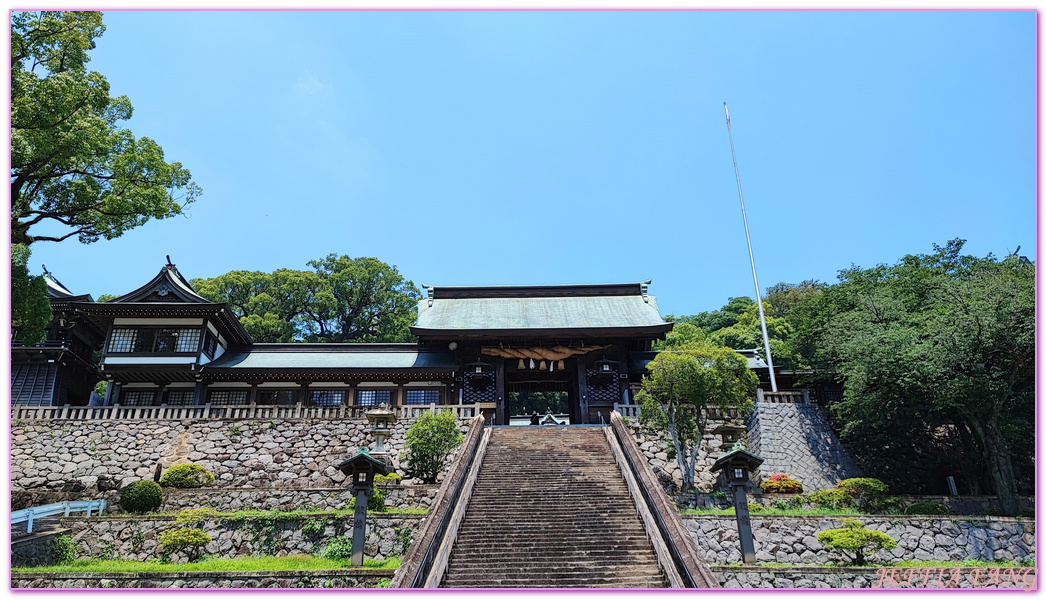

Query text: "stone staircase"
[440, 426, 668, 588]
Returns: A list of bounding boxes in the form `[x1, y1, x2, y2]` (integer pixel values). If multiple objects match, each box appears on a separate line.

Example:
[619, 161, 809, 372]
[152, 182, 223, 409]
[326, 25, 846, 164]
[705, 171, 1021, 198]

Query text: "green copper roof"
[412, 284, 671, 336]
[204, 344, 457, 371]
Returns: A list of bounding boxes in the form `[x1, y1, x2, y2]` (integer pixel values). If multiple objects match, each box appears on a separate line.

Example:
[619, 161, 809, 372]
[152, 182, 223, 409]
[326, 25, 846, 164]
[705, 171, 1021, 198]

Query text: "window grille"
[356, 389, 392, 407]
[208, 390, 249, 405]
[311, 390, 346, 407]
[106, 327, 200, 353]
[258, 390, 296, 405]
[108, 329, 136, 353]
[164, 390, 195, 406]
[121, 390, 157, 407]
[405, 389, 440, 405]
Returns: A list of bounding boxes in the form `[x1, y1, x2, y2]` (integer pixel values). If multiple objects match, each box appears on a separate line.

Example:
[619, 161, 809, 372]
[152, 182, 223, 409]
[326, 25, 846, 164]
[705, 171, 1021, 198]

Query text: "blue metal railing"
[12, 499, 107, 533]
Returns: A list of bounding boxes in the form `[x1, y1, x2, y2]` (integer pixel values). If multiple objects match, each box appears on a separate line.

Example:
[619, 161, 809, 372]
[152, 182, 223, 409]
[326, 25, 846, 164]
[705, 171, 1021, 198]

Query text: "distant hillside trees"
[192, 255, 421, 343]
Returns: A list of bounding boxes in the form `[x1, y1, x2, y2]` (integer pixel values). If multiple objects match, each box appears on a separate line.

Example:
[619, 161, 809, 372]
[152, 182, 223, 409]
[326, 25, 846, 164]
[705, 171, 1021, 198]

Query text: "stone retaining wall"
[12, 569, 395, 589]
[625, 417, 735, 490]
[12, 530, 66, 567]
[11, 418, 469, 493]
[672, 493, 1036, 514]
[686, 515, 1035, 565]
[711, 566, 1037, 589]
[59, 513, 424, 564]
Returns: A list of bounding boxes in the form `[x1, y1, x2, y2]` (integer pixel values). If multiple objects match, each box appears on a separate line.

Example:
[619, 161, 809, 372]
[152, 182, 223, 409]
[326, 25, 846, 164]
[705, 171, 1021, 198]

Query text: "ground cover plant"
[13, 555, 402, 573]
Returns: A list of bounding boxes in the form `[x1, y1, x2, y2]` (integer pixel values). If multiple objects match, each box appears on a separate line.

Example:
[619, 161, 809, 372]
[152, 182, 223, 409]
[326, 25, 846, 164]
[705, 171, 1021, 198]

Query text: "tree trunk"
[971, 419, 1020, 516]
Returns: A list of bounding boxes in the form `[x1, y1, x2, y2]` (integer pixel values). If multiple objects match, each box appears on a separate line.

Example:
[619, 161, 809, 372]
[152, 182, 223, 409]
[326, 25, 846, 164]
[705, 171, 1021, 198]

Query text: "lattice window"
[311, 390, 346, 407]
[108, 329, 136, 353]
[405, 389, 441, 405]
[586, 370, 621, 403]
[121, 390, 157, 407]
[203, 332, 218, 357]
[258, 390, 296, 405]
[356, 389, 392, 407]
[164, 390, 195, 405]
[208, 390, 249, 405]
[461, 373, 496, 404]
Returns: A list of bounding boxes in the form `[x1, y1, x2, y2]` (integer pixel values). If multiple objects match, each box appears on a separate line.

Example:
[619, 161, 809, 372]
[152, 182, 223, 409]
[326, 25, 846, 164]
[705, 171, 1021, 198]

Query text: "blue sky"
[21, 10, 1036, 317]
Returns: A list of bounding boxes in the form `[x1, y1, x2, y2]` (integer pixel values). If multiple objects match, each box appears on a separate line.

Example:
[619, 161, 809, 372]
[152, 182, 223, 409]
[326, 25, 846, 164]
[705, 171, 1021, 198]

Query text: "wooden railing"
[12, 402, 492, 422]
[756, 389, 810, 404]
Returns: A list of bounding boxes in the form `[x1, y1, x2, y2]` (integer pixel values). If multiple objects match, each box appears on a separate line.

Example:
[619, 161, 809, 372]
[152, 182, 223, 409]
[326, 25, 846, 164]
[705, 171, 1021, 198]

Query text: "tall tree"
[11, 11, 200, 245]
[794, 240, 1034, 514]
[11, 244, 52, 345]
[191, 256, 421, 343]
[638, 337, 758, 489]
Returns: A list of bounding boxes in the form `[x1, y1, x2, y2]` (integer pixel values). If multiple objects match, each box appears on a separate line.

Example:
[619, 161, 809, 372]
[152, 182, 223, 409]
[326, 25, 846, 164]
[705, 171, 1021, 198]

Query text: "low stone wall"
[686, 515, 1035, 565]
[11, 569, 395, 589]
[673, 493, 1036, 515]
[59, 513, 424, 565]
[12, 530, 67, 567]
[625, 417, 735, 490]
[11, 418, 471, 494]
[711, 566, 1037, 589]
[12, 485, 440, 514]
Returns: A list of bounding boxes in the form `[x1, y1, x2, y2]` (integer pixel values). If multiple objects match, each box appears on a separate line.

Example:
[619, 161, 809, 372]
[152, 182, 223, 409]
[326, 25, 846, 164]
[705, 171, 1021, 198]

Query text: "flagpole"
[724, 102, 778, 392]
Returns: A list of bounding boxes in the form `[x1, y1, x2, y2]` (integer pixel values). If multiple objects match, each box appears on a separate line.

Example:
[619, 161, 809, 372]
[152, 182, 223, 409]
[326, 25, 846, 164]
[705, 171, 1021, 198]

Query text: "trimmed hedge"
[904, 501, 951, 516]
[120, 480, 163, 513]
[159, 463, 215, 489]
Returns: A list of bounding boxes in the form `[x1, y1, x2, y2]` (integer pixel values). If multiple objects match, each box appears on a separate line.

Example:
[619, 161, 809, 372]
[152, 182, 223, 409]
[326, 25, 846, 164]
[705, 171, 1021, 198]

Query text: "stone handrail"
[608, 410, 720, 588]
[756, 389, 810, 404]
[391, 414, 489, 588]
[613, 402, 640, 418]
[12, 403, 485, 422]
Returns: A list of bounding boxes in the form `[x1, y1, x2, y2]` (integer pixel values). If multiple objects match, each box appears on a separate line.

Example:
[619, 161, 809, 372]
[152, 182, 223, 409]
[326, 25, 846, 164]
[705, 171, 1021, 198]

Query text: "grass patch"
[149, 508, 427, 521]
[13, 554, 402, 574]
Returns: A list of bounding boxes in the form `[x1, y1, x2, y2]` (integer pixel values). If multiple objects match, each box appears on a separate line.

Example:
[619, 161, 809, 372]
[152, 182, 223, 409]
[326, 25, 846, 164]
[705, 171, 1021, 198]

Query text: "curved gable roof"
[111, 262, 210, 303]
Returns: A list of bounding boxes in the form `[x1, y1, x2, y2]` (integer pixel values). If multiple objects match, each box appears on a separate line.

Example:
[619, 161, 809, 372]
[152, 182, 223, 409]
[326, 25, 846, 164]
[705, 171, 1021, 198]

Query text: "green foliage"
[11, 11, 200, 246]
[402, 411, 464, 484]
[173, 507, 220, 526]
[816, 518, 897, 566]
[760, 474, 804, 494]
[791, 240, 1034, 513]
[747, 502, 764, 513]
[119, 480, 162, 513]
[52, 534, 76, 564]
[837, 478, 889, 511]
[637, 338, 757, 489]
[1019, 507, 1035, 518]
[158, 528, 211, 561]
[347, 489, 387, 512]
[318, 536, 353, 561]
[14, 555, 402, 574]
[93, 380, 109, 398]
[159, 463, 215, 489]
[374, 473, 402, 485]
[807, 488, 852, 510]
[11, 244, 52, 345]
[301, 517, 327, 537]
[903, 502, 951, 516]
[191, 256, 421, 343]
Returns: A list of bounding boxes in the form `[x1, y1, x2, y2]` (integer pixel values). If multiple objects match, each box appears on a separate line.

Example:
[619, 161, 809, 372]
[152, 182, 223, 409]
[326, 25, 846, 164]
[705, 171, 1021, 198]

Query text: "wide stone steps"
[439, 426, 667, 588]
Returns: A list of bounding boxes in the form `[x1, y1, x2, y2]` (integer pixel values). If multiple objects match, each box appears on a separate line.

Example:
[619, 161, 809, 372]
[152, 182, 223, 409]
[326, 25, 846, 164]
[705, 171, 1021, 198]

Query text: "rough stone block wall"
[713, 567, 1037, 589]
[685, 515, 1035, 565]
[11, 418, 470, 493]
[625, 416, 737, 491]
[12, 570, 394, 589]
[746, 402, 861, 490]
[11, 530, 63, 567]
[56, 513, 423, 565]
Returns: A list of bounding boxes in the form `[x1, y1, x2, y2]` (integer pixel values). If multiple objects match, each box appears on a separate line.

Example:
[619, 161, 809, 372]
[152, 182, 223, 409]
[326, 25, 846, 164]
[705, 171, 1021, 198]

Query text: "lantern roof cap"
[710, 441, 764, 472]
[337, 448, 391, 477]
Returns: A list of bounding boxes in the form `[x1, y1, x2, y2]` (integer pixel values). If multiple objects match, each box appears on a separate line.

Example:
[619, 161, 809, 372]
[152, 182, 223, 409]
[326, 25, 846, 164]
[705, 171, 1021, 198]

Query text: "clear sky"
[20, 9, 1036, 317]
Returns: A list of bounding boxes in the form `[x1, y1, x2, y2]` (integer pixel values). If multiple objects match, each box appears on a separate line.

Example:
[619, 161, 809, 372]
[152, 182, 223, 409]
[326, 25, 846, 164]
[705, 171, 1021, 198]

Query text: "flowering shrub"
[760, 474, 804, 494]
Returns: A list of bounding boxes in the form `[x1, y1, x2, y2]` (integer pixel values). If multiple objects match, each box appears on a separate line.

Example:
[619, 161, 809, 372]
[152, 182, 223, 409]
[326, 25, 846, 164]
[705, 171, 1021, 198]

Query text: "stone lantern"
[365, 403, 397, 459]
[338, 448, 391, 567]
[711, 424, 747, 449]
[710, 442, 765, 564]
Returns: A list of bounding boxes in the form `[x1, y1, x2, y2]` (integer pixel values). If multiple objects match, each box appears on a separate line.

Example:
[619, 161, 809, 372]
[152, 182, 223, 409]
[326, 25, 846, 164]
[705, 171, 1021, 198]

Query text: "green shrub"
[401, 411, 464, 484]
[347, 488, 387, 512]
[52, 534, 76, 564]
[747, 502, 764, 513]
[1019, 507, 1035, 518]
[760, 474, 804, 494]
[318, 536, 353, 560]
[159, 463, 215, 488]
[158, 527, 211, 562]
[816, 518, 897, 566]
[374, 473, 402, 485]
[904, 502, 950, 516]
[837, 478, 888, 511]
[808, 488, 852, 510]
[120, 480, 163, 513]
[173, 507, 220, 526]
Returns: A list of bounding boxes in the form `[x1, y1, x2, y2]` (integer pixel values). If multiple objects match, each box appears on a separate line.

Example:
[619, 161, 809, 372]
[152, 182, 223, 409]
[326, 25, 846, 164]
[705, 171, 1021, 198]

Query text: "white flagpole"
[724, 102, 778, 392]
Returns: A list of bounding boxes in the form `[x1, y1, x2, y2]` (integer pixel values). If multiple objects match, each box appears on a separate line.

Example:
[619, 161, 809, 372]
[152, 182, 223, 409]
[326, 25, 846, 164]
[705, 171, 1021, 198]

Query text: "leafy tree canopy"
[11, 244, 52, 345]
[791, 240, 1034, 514]
[401, 411, 464, 484]
[11, 11, 200, 245]
[638, 338, 758, 489]
[191, 256, 421, 343]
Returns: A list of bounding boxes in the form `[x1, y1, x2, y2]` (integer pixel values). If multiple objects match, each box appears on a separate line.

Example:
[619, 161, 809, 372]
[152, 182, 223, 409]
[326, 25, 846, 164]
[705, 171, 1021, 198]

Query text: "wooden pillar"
[494, 357, 506, 425]
[298, 382, 310, 406]
[575, 357, 589, 425]
[344, 382, 357, 406]
[110, 383, 122, 406]
[156, 382, 168, 406]
[192, 381, 207, 405]
[248, 383, 259, 405]
[616, 347, 630, 406]
[394, 383, 404, 407]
